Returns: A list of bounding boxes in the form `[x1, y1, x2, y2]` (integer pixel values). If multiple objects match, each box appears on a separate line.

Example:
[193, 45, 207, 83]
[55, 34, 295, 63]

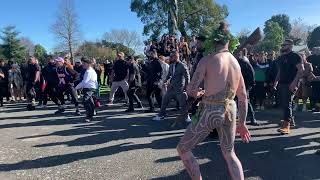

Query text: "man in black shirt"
[74, 59, 84, 74]
[145, 50, 163, 113]
[269, 57, 281, 108]
[237, 48, 259, 126]
[125, 56, 143, 112]
[41, 55, 61, 107]
[108, 52, 129, 105]
[273, 39, 304, 134]
[103, 59, 113, 86]
[25, 56, 41, 110]
[0, 59, 7, 107]
[307, 47, 320, 111]
[191, 35, 206, 77]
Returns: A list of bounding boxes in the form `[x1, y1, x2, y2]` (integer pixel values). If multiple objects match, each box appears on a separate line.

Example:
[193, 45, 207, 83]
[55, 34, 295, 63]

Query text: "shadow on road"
[0, 104, 319, 180]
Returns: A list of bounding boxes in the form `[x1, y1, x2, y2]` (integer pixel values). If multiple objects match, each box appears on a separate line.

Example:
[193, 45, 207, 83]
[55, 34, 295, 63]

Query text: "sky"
[0, 0, 319, 53]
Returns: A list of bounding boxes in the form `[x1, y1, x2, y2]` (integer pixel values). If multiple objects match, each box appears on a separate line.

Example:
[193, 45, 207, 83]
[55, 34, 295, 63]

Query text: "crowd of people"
[0, 32, 320, 126]
[0, 56, 100, 122]
[1, 22, 320, 179]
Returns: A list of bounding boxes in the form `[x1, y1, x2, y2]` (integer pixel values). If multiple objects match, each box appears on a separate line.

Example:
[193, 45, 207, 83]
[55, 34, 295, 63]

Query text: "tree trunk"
[68, 41, 74, 65]
[168, 0, 178, 36]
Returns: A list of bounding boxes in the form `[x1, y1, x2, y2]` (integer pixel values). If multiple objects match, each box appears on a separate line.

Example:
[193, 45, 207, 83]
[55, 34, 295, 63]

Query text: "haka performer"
[176, 22, 251, 180]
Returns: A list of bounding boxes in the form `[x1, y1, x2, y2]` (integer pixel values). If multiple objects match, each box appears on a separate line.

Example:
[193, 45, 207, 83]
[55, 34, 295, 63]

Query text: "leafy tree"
[131, 0, 228, 38]
[307, 26, 320, 49]
[264, 14, 291, 37]
[262, 21, 284, 52]
[0, 46, 5, 59]
[0, 26, 27, 63]
[77, 41, 117, 63]
[34, 44, 48, 65]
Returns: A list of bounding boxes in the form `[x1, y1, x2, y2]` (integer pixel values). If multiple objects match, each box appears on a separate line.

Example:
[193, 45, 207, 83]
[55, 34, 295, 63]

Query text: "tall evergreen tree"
[0, 26, 27, 63]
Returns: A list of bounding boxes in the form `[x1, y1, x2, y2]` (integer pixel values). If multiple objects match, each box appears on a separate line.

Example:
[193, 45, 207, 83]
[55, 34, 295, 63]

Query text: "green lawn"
[100, 85, 110, 95]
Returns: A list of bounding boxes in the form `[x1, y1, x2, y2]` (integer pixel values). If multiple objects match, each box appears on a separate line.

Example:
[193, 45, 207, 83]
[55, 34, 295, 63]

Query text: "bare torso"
[187, 51, 245, 100]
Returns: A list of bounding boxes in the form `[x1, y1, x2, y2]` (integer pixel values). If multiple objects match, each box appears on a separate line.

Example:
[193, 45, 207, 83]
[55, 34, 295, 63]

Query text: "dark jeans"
[127, 86, 142, 110]
[311, 83, 320, 109]
[146, 83, 162, 110]
[40, 84, 61, 106]
[26, 83, 36, 106]
[280, 84, 295, 122]
[247, 89, 256, 123]
[159, 89, 187, 117]
[82, 88, 96, 118]
[0, 84, 6, 106]
[57, 85, 79, 107]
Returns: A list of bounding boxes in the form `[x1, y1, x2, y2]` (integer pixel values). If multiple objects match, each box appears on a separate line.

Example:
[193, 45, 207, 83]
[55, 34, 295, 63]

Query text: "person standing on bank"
[237, 48, 259, 126]
[125, 56, 143, 112]
[76, 57, 98, 122]
[108, 52, 130, 105]
[54, 57, 81, 115]
[0, 59, 7, 107]
[152, 51, 190, 122]
[26, 56, 41, 110]
[273, 39, 304, 134]
[144, 50, 163, 113]
[176, 22, 250, 180]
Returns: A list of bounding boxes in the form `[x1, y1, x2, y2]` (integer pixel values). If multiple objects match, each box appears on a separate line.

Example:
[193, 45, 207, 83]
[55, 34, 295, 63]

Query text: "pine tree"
[0, 26, 27, 63]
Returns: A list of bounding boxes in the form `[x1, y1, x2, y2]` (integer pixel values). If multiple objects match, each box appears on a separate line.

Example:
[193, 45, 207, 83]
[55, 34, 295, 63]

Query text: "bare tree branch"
[50, 0, 81, 64]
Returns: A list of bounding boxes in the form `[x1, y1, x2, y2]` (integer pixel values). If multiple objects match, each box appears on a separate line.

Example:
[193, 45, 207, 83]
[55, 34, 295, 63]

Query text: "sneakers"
[95, 101, 101, 107]
[152, 115, 164, 121]
[106, 101, 114, 106]
[37, 105, 47, 109]
[125, 109, 135, 112]
[85, 117, 93, 123]
[185, 115, 192, 123]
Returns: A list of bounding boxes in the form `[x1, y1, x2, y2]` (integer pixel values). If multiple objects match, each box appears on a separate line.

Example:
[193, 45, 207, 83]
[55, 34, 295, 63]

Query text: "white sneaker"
[107, 102, 114, 106]
[185, 115, 192, 123]
[37, 105, 44, 109]
[152, 115, 164, 121]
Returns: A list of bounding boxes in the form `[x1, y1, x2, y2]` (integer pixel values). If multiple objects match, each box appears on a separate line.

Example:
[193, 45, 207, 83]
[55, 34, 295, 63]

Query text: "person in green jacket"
[254, 52, 269, 110]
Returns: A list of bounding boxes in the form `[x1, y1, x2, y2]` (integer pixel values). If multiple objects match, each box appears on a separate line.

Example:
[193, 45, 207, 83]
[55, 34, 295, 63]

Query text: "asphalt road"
[0, 102, 319, 180]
